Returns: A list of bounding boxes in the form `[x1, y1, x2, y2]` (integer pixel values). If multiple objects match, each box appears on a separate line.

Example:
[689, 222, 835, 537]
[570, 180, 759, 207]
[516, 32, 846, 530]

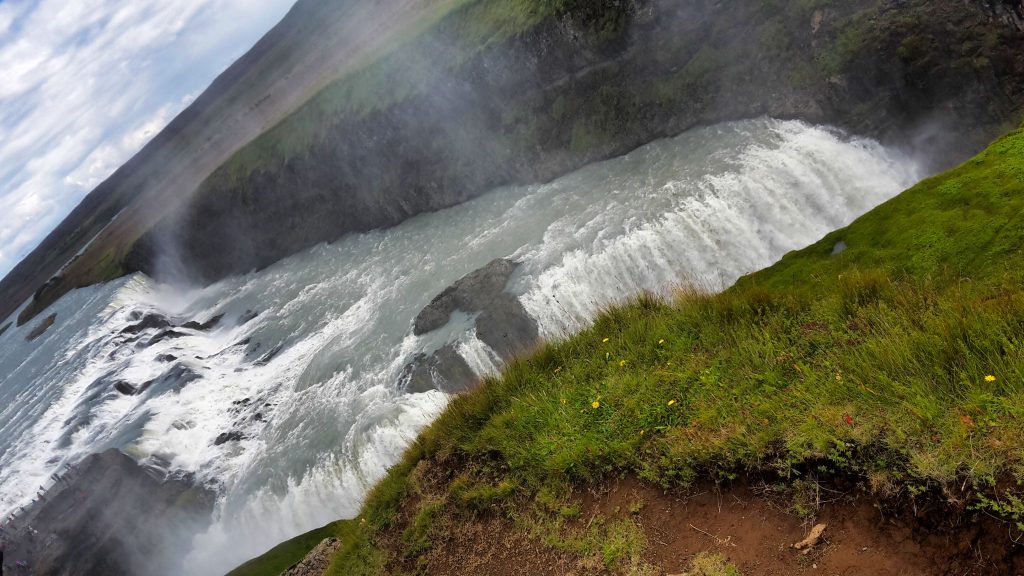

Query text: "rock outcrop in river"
[0, 450, 215, 576]
[403, 259, 540, 393]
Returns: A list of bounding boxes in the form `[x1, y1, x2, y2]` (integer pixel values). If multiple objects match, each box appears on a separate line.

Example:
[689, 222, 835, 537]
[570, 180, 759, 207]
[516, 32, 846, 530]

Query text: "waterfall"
[0, 118, 919, 575]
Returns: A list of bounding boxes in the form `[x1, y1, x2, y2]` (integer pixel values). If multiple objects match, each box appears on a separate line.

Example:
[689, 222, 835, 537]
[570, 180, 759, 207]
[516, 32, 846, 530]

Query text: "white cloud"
[0, 0, 296, 276]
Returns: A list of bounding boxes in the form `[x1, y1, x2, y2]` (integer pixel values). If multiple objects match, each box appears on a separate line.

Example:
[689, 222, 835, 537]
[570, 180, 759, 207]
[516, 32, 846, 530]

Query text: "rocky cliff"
[13, 0, 1024, 322]
[0, 450, 214, 576]
[126, 0, 1024, 286]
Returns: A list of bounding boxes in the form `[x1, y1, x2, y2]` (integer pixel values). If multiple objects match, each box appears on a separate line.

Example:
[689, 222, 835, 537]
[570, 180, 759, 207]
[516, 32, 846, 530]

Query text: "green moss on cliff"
[206, 0, 642, 197]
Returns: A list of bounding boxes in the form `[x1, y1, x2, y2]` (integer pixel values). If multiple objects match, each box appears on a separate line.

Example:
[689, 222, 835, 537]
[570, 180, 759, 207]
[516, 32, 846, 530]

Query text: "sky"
[0, 0, 297, 277]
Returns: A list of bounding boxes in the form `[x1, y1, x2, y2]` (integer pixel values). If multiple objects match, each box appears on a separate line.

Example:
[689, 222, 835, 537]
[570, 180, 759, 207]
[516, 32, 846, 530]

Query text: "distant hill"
[0, 0, 457, 325]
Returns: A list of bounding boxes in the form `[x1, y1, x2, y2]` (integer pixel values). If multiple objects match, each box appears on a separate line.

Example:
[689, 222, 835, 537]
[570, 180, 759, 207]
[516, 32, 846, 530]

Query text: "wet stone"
[213, 431, 245, 446]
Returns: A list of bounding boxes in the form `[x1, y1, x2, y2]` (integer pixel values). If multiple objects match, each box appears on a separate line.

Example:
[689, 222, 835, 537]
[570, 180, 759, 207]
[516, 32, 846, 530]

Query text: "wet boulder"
[141, 329, 188, 348]
[147, 365, 202, 396]
[400, 344, 478, 394]
[181, 313, 224, 331]
[213, 431, 245, 446]
[414, 259, 518, 335]
[412, 259, 539, 361]
[114, 381, 141, 396]
[114, 365, 201, 397]
[120, 313, 172, 335]
[26, 313, 57, 342]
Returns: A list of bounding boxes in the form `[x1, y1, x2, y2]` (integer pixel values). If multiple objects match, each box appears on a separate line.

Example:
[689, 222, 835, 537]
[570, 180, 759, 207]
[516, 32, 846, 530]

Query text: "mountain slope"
[9, 0, 1024, 326]
[0, 0, 460, 326]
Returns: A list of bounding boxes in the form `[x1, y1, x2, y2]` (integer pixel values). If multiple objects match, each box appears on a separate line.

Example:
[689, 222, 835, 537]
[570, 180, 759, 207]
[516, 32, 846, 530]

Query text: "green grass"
[227, 117, 1024, 576]
[226, 521, 343, 576]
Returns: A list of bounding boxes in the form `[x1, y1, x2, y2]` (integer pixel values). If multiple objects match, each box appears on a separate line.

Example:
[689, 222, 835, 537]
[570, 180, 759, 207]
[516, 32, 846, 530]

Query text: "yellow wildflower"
[603, 338, 610, 343]
[639, 429, 645, 436]
[592, 401, 601, 409]
[985, 375, 997, 382]
[667, 400, 676, 407]
[619, 360, 627, 367]
[658, 339, 665, 345]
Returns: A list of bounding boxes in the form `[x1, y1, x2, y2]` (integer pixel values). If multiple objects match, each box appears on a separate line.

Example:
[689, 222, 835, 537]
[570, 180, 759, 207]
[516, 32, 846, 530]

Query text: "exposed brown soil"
[594, 477, 1021, 575]
[379, 469, 1024, 576]
[418, 516, 581, 576]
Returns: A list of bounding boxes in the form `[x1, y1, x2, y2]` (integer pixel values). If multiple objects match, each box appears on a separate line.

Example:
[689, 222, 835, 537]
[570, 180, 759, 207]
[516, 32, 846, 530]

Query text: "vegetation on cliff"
[229, 122, 1024, 574]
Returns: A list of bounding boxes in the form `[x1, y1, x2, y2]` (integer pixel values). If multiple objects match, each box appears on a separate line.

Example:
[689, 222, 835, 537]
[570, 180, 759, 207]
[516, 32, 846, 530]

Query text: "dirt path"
[396, 476, 1024, 576]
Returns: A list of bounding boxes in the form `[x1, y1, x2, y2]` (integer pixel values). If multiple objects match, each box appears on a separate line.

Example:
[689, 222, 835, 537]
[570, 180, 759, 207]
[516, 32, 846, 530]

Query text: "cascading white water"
[0, 118, 920, 575]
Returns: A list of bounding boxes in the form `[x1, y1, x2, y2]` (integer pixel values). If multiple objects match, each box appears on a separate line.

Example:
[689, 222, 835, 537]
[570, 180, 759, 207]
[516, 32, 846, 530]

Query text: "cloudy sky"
[0, 0, 296, 277]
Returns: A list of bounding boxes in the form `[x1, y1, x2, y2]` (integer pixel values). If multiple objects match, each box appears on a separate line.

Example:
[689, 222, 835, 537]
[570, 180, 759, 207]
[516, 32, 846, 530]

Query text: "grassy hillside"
[229, 124, 1024, 574]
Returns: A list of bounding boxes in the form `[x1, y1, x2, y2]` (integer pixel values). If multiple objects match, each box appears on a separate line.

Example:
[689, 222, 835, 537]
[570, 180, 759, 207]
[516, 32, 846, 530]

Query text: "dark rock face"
[413, 259, 538, 361]
[213, 431, 245, 446]
[402, 259, 541, 393]
[112, 365, 201, 397]
[120, 313, 171, 336]
[181, 313, 224, 331]
[25, 314, 56, 342]
[123, 312, 223, 338]
[401, 344, 479, 394]
[414, 259, 516, 334]
[141, 329, 187, 348]
[114, 381, 140, 396]
[0, 450, 215, 576]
